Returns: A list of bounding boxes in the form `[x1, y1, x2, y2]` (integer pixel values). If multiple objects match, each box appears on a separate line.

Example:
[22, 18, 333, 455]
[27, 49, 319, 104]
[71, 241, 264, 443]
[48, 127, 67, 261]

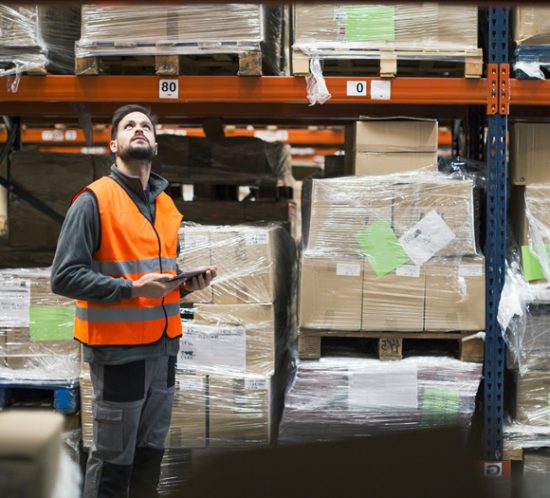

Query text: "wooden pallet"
[297, 330, 485, 362]
[292, 48, 483, 78]
[0, 381, 80, 414]
[75, 42, 268, 76]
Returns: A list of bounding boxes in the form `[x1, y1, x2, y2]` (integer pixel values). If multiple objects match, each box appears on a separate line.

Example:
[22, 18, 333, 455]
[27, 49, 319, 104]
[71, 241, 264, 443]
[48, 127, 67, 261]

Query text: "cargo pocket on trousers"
[94, 405, 124, 453]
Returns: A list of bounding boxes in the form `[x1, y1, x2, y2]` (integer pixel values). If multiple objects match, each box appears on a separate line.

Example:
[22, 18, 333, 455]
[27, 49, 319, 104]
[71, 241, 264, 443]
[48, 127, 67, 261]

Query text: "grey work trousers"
[83, 355, 176, 498]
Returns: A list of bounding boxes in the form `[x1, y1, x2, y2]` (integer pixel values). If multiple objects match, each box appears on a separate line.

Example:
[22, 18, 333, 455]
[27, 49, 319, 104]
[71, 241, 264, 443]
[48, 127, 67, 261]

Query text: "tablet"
[169, 269, 207, 283]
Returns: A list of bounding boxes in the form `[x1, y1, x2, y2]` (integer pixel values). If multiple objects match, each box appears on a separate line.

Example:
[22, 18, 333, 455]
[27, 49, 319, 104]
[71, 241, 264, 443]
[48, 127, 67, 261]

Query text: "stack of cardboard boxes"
[514, 7, 550, 76]
[299, 118, 485, 335]
[0, 268, 80, 382]
[506, 123, 550, 460]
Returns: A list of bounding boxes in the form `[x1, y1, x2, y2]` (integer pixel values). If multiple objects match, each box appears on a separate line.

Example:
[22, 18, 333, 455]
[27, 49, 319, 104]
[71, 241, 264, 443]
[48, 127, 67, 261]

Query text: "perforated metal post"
[484, 7, 509, 462]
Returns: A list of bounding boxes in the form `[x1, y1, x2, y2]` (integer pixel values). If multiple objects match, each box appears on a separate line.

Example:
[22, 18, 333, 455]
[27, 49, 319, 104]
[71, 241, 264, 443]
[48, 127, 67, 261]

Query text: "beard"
[118, 141, 155, 161]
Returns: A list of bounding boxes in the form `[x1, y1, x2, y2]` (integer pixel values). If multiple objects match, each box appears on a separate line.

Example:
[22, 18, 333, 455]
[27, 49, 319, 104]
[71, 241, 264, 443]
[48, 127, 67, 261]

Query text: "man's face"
[110, 111, 157, 161]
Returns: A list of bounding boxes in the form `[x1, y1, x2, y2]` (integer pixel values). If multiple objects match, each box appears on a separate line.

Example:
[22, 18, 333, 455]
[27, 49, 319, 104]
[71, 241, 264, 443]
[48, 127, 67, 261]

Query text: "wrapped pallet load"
[0, 268, 79, 382]
[279, 355, 482, 443]
[292, 4, 480, 77]
[76, 4, 284, 75]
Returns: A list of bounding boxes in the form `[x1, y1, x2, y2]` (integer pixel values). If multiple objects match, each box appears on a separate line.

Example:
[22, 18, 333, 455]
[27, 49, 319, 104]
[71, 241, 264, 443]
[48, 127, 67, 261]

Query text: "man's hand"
[131, 273, 181, 299]
[183, 266, 217, 292]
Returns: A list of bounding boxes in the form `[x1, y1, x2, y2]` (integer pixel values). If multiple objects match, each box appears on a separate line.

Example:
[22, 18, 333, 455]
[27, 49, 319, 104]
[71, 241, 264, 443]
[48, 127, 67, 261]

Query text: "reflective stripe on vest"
[73, 176, 183, 346]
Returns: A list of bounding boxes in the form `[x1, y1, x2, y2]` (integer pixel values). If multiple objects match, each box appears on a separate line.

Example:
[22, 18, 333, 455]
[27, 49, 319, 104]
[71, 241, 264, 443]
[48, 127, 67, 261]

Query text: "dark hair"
[111, 105, 157, 139]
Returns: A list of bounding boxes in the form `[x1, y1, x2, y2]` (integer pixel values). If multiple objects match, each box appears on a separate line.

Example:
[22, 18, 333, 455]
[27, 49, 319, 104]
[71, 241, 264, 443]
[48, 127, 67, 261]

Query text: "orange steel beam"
[511, 79, 550, 105]
[0, 76, 487, 105]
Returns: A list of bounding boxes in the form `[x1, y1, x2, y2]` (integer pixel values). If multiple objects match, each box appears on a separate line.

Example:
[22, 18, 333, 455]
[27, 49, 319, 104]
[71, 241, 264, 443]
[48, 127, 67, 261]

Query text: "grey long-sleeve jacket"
[51, 165, 181, 365]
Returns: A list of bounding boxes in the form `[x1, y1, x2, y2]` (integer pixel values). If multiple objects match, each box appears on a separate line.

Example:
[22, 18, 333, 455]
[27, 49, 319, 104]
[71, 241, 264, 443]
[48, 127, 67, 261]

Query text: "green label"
[344, 5, 396, 42]
[29, 306, 74, 342]
[521, 244, 550, 281]
[422, 386, 460, 426]
[355, 219, 409, 277]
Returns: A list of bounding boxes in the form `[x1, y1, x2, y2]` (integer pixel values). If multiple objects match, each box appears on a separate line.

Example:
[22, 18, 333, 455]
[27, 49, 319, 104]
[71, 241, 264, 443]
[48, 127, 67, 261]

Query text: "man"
[51, 104, 216, 498]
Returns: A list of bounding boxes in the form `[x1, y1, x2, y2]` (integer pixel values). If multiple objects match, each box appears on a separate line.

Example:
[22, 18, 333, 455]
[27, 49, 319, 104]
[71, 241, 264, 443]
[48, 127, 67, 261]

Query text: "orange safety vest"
[73, 176, 183, 346]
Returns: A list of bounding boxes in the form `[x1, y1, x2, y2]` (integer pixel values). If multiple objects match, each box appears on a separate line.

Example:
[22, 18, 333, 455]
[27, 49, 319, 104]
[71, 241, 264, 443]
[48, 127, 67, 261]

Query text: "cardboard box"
[515, 370, 550, 426]
[0, 411, 63, 498]
[208, 372, 277, 447]
[166, 373, 207, 449]
[510, 303, 550, 371]
[424, 257, 485, 331]
[180, 303, 276, 375]
[306, 177, 392, 255]
[299, 257, 363, 331]
[515, 7, 550, 45]
[511, 124, 550, 185]
[362, 262, 425, 331]
[347, 118, 438, 176]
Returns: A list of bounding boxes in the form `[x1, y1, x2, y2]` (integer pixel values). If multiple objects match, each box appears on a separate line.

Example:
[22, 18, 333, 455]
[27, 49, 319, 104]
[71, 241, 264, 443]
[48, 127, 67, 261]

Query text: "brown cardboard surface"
[511, 123, 550, 185]
[515, 370, 550, 426]
[354, 119, 438, 154]
[167, 373, 207, 449]
[208, 373, 273, 447]
[515, 7, 550, 45]
[362, 262, 425, 332]
[509, 186, 528, 247]
[299, 256, 363, 331]
[355, 153, 437, 176]
[192, 303, 276, 375]
[424, 257, 485, 332]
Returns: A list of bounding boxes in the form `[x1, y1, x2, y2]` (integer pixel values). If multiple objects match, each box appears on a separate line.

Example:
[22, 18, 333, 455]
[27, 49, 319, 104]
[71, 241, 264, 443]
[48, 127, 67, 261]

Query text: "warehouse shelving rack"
[0, 5, 543, 476]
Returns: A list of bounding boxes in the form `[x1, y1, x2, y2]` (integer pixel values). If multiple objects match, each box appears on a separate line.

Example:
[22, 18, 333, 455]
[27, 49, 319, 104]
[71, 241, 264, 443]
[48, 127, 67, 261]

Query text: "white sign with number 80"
[159, 79, 179, 99]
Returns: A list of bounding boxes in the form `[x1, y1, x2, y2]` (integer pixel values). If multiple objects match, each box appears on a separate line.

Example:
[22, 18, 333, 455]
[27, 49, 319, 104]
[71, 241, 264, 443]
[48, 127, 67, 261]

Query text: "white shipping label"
[159, 79, 179, 99]
[349, 364, 418, 409]
[184, 234, 208, 250]
[178, 323, 246, 372]
[53, 130, 64, 142]
[395, 265, 421, 278]
[371, 80, 391, 100]
[65, 130, 77, 141]
[346, 81, 367, 97]
[244, 377, 268, 391]
[336, 263, 361, 277]
[458, 264, 483, 278]
[399, 210, 456, 266]
[42, 130, 53, 141]
[245, 232, 268, 246]
[0, 279, 31, 327]
[178, 377, 204, 392]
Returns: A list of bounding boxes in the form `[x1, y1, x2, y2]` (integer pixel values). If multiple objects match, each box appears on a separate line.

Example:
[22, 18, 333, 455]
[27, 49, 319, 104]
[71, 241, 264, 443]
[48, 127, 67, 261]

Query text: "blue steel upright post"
[484, 7, 509, 461]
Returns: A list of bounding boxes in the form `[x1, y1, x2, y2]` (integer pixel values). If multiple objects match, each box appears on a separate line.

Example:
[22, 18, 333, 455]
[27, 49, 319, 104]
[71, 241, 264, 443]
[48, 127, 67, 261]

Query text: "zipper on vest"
[146, 216, 169, 338]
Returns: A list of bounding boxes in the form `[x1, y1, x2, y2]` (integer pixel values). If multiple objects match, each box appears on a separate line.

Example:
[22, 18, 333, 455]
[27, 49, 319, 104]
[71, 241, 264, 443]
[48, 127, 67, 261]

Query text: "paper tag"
[53, 130, 64, 142]
[399, 210, 456, 266]
[334, 4, 345, 22]
[246, 232, 268, 246]
[336, 263, 361, 277]
[395, 265, 421, 278]
[371, 80, 391, 100]
[65, 130, 77, 141]
[178, 323, 246, 372]
[185, 234, 208, 249]
[159, 79, 179, 99]
[346, 81, 367, 97]
[350, 364, 418, 409]
[0, 279, 31, 327]
[178, 377, 204, 391]
[42, 130, 53, 141]
[458, 264, 483, 278]
[245, 377, 268, 391]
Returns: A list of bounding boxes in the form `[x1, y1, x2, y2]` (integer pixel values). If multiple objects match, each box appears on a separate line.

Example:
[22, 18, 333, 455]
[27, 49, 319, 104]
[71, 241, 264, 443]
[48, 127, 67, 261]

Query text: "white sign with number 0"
[159, 79, 179, 99]
[346, 81, 367, 97]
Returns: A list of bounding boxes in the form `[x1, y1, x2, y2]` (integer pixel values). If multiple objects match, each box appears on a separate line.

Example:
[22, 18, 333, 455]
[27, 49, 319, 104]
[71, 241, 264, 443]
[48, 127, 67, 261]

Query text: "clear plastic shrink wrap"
[0, 268, 79, 383]
[0, 5, 47, 77]
[155, 135, 293, 186]
[299, 173, 484, 332]
[293, 4, 478, 58]
[514, 8, 550, 79]
[279, 355, 482, 444]
[76, 4, 283, 73]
